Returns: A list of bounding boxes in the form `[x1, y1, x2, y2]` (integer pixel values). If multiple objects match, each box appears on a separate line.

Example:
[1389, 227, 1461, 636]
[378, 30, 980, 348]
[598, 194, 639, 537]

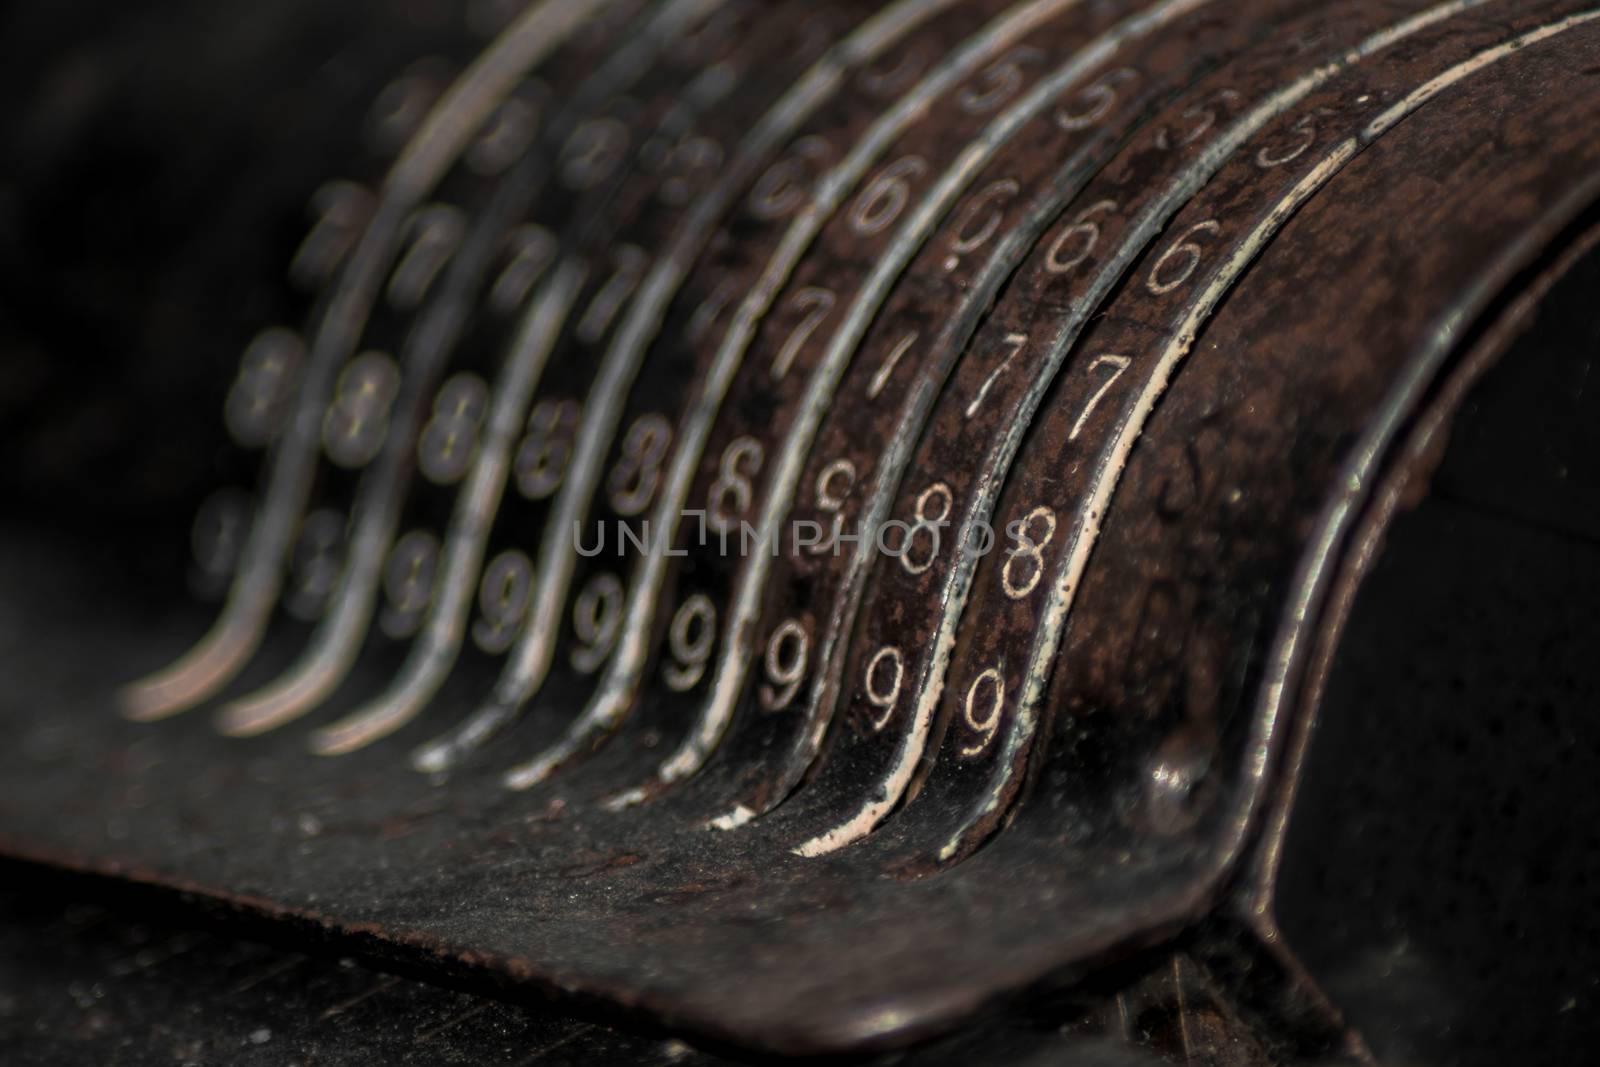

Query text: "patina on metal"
[1, 1, 1597, 1062]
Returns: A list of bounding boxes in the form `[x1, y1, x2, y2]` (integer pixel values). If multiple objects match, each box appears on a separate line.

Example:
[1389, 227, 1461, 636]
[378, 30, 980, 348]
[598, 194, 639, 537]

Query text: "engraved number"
[489, 224, 555, 315]
[961, 665, 1006, 757]
[380, 529, 440, 639]
[1002, 505, 1057, 600]
[1255, 109, 1329, 169]
[708, 436, 764, 534]
[473, 549, 534, 654]
[749, 135, 829, 220]
[388, 204, 465, 311]
[224, 328, 303, 447]
[418, 373, 489, 485]
[322, 351, 399, 468]
[759, 619, 809, 712]
[809, 458, 856, 555]
[1045, 199, 1119, 275]
[287, 509, 345, 621]
[577, 244, 646, 344]
[569, 572, 623, 674]
[899, 481, 952, 576]
[957, 46, 1042, 114]
[514, 398, 580, 500]
[663, 594, 716, 692]
[850, 155, 927, 236]
[772, 286, 835, 380]
[945, 178, 1020, 269]
[864, 645, 903, 731]
[1055, 67, 1139, 131]
[190, 489, 251, 590]
[1070, 354, 1131, 440]
[468, 95, 538, 176]
[966, 332, 1026, 419]
[608, 413, 672, 516]
[1146, 220, 1220, 295]
[289, 181, 372, 290]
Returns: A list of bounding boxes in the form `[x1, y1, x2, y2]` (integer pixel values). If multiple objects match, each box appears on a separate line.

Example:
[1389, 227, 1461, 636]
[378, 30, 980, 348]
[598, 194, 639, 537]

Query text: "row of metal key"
[123, 0, 1600, 875]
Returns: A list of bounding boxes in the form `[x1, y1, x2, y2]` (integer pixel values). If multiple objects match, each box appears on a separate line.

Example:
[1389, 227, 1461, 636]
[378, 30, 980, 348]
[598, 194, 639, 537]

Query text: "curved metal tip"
[502, 742, 567, 790]
[411, 697, 521, 773]
[306, 697, 417, 756]
[705, 804, 756, 832]
[215, 671, 335, 737]
[120, 623, 260, 722]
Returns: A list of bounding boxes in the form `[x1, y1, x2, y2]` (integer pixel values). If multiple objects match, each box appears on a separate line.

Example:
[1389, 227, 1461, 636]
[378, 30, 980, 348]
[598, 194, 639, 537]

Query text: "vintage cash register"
[2, 1, 1598, 1063]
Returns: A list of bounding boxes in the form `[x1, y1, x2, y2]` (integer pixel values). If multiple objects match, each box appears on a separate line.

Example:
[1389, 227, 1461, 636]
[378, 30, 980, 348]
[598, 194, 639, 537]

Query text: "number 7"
[1069, 354, 1131, 441]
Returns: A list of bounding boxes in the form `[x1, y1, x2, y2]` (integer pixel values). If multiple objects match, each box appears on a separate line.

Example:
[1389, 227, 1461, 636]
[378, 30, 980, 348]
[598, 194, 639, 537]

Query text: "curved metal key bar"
[564, 0, 1171, 814]
[850, 0, 1600, 872]
[497, 0, 1117, 792]
[214, 0, 724, 738]
[430, 0, 1045, 779]
[611, 0, 1240, 815]
[663, 0, 1311, 831]
[71, 2, 1600, 1056]
[769, 0, 1506, 856]
[409, 0, 1011, 777]
[406, 0, 1012, 773]
[375, 1, 891, 767]
[907, 28, 1600, 1055]
[304, 0, 824, 755]
[513, 0, 1151, 813]
[120, 0, 608, 720]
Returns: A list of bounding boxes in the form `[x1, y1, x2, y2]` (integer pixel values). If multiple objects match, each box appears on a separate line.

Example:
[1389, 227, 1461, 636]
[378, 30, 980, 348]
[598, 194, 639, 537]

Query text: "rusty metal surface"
[0, 866, 1190, 1066]
[2, 0, 1599, 1061]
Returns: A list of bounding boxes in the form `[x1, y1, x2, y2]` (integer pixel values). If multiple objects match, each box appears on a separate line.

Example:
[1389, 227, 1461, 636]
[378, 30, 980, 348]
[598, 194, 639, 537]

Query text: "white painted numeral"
[663, 594, 716, 691]
[1002, 505, 1057, 600]
[1069, 354, 1131, 441]
[1045, 199, 1119, 275]
[759, 619, 809, 712]
[1146, 219, 1220, 295]
[418, 373, 489, 485]
[967, 331, 1027, 419]
[514, 398, 580, 501]
[772, 286, 835, 380]
[608, 412, 672, 516]
[899, 481, 953, 576]
[961, 666, 1006, 757]
[957, 46, 1043, 114]
[864, 645, 904, 731]
[850, 155, 927, 236]
[473, 549, 534, 654]
[569, 572, 624, 674]
[708, 436, 764, 534]
[322, 351, 399, 468]
[380, 529, 440, 638]
[388, 204, 466, 311]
